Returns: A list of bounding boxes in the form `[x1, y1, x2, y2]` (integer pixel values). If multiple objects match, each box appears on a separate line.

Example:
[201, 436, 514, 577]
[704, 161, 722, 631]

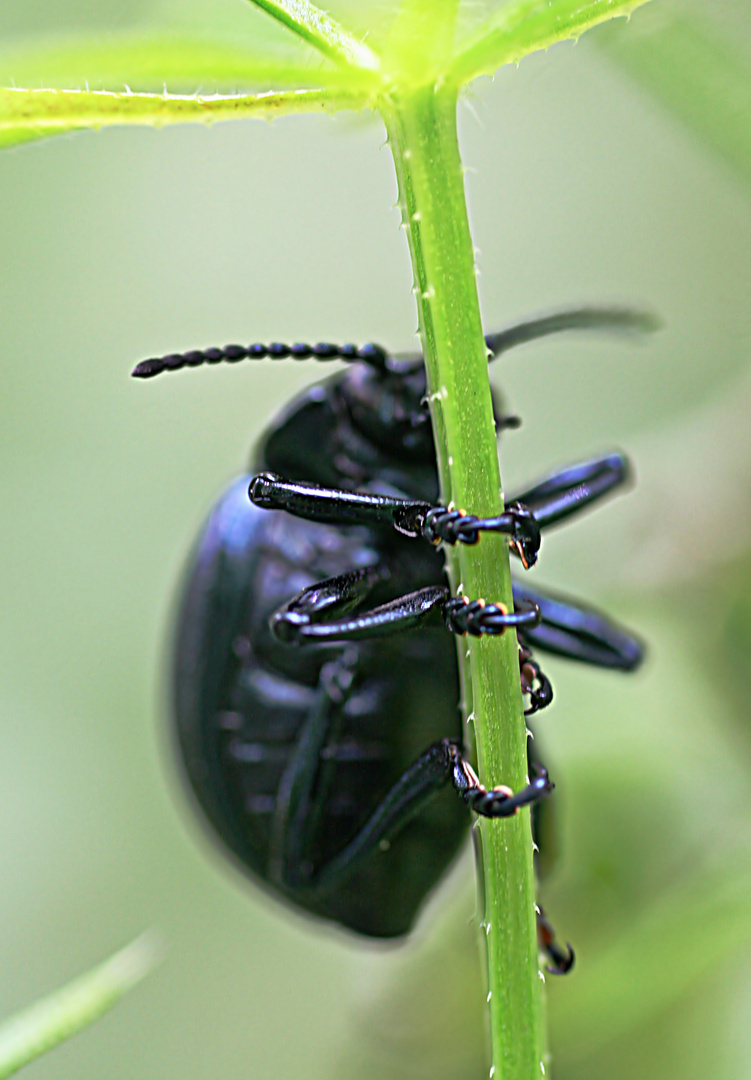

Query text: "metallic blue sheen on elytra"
[174, 469, 466, 937]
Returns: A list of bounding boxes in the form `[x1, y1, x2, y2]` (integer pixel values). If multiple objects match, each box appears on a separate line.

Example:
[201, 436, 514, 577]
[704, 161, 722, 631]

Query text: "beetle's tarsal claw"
[443, 596, 541, 637]
[504, 502, 541, 568]
[537, 907, 575, 975]
[463, 766, 553, 818]
[421, 502, 540, 567]
[519, 645, 554, 714]
[545, 942, 576, 976]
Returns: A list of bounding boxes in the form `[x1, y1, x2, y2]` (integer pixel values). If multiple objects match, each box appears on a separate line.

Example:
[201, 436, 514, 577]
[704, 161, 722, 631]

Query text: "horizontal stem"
[0, 85, 372, 149]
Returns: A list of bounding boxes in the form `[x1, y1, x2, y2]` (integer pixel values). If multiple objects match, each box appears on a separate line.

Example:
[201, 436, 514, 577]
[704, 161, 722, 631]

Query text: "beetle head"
[338, 358, 434, 462]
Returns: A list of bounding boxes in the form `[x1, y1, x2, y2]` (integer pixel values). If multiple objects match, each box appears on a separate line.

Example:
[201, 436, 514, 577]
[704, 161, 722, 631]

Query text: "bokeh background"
[1, 0, 750, 1076]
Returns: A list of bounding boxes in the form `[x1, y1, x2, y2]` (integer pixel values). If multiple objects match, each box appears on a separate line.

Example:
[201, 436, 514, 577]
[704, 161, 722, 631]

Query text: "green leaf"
[550, 857, 751, 1061]
[244, 0, 380, 71]
[446, 0, 654, 86]
[0, 934, 161, 1078]
[0, 34, 372, 92]
[0, 82, 372, 150]
[598, 9, 751, 189]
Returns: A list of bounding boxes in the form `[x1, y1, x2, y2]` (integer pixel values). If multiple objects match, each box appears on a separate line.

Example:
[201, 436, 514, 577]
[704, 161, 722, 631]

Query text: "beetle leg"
[269, 652, 359, 890]
[312, 739, 463, 890]
[314, 739, 550, 891]
[537, 906, 575, 975]
[443, 596, 541, 637]
[249, 473, 541, 566]
[271, 573, 450, 644]
[273, 559, 635, 672]
[250, 457, 631, 572]
[271, 575, 541, 644]
[421, 504, 541, 568]
[448, 743, 554, 818]
[250, 472, 433, 535]
[513, 581, 643, 670]
[424, 452, 631, 566]
[269, 566, 389, 644]
[509, 453, 629, 531]
[519, 645, 553, 715]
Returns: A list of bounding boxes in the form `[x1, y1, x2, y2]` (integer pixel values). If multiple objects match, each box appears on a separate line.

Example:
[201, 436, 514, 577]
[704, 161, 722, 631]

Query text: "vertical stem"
[384, 85, 545, 1080]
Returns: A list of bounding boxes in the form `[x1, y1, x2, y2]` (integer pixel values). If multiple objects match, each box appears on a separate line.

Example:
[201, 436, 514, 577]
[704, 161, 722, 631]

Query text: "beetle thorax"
[256, 361, 440, 502]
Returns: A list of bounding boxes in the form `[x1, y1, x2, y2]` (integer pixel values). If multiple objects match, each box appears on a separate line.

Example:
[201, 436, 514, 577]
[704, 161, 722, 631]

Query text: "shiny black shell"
[174, 363, 473, 937]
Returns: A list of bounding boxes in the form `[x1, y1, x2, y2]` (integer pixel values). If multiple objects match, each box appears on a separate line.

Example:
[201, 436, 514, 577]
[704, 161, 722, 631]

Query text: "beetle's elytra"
[134, 308, 645, 952]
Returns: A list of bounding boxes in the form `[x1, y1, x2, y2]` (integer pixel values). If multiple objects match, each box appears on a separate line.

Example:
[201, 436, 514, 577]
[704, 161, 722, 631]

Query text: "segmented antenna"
[485, 307, 659, 360]
[132, 307, 658, 379]
[132, 340, 389, 379]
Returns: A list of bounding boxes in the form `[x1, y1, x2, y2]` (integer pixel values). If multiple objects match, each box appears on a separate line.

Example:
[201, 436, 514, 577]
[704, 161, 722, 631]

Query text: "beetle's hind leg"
[449, 742, 554, 818]
[537, 906, 575, 975]
[313, 739, 552, 891]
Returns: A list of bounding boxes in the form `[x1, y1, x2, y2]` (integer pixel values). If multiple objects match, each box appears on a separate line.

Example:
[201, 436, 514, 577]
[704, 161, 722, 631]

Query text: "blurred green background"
[1, 0, 750, 1076]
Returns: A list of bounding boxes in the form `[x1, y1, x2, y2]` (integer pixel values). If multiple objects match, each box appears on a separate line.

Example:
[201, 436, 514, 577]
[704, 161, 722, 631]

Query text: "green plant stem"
[245, 0, 380, 71]
[383, 84, 544, 1080]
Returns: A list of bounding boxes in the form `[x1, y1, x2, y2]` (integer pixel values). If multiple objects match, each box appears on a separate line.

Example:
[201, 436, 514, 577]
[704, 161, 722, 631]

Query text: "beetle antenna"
[485, 306, 660, 361]
[131, 340, 389, 379]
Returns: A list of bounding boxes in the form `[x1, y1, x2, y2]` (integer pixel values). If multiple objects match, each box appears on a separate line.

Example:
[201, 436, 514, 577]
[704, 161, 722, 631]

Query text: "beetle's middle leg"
[269, 569, 541, 644]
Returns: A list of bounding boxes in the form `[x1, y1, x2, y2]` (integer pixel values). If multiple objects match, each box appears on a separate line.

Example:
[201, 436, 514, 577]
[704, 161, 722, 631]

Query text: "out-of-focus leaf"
[332, 854, 751, 1080]
[332, 865, 488, 1080]
[0, 83, 372, 150]
[598, 7, 751, 189]
[0, 934, 161, 1078]
[446, 0, 653, 86]
[550, 856, 751, 1061]
[544, 361, 751, 591]
[0, 35, 372, 92]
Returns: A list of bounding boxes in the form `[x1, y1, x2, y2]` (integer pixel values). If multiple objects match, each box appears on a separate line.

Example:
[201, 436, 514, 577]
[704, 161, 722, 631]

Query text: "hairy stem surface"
[383, 84, 545, 1080]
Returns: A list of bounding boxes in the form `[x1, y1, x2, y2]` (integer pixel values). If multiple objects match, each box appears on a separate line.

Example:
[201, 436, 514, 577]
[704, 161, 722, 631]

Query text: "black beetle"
[134, 308, 644, 948]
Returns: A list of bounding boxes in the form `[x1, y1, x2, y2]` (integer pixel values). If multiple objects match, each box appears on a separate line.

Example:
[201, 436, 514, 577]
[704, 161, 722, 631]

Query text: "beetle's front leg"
[249, 474, 541, 568]
[514, 581, 644, 670]
[510, 453, 629, 531]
